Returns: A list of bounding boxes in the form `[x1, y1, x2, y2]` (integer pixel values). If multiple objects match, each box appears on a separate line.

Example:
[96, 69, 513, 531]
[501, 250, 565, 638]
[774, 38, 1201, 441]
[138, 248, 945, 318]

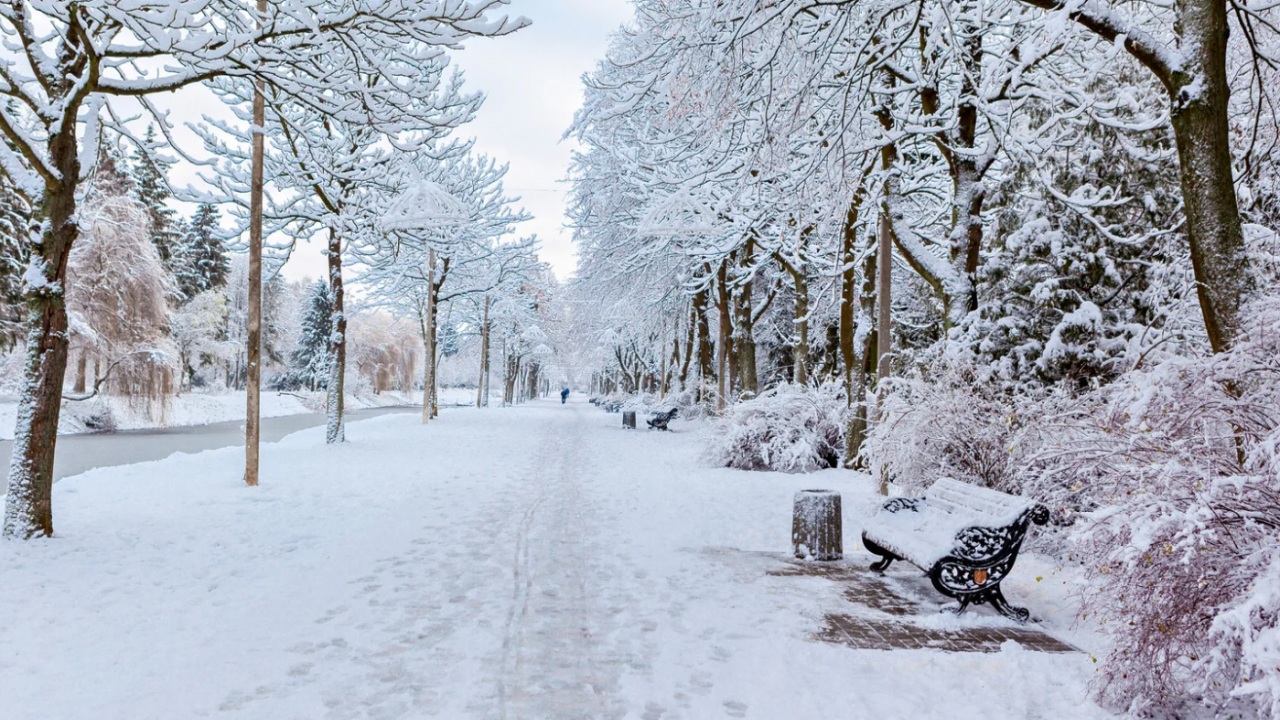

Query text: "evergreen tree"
[283, 279, 333, 391]
[130, 126, 182, 266]
[0, 174, 30, 349]
[0, 99, 32, 346]
[174, 203, 230, 300]
[438, 320, 461, 357]
[263, 271, 291, 367]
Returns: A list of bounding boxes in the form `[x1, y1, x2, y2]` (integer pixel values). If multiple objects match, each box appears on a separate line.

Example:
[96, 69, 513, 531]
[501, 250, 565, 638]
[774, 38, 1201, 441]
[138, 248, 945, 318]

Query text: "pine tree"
[174, 203, 230, 300]
[0, 177, 29, 349]
[263, 271, 291, 367]
[284, 279, 333, 391]
[131, 126, 182, 266]
[0, 100, 32, 346]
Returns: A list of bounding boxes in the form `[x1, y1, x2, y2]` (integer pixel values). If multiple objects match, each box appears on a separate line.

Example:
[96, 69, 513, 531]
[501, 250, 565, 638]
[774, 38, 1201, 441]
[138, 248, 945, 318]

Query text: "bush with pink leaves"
[869, 295, 1280, 716]
[1068, 295, 1280, 717]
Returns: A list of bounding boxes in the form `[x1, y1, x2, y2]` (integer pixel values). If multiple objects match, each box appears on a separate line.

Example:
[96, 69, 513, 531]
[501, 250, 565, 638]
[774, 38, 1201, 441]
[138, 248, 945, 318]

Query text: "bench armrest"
[1028, 504, 1050, 526]
[881, 497, 925, 514]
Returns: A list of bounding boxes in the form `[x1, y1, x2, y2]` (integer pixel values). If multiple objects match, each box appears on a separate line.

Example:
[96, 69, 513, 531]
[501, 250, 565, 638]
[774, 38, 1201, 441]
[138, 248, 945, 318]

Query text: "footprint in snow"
[642, 701, 668, 719]
[723, 699, 748, 717]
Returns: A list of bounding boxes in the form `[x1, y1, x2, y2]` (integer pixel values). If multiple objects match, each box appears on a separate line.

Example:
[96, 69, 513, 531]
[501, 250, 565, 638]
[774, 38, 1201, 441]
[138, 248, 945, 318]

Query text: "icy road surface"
[0, 405, 418, 485]
[0, 397, 1107, 719]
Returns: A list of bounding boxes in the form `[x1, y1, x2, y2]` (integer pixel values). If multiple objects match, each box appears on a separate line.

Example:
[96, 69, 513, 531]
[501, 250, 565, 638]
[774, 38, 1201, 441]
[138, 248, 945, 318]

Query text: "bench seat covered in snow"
[647, 408, 678, 431]
[861, 478, 1049, 622]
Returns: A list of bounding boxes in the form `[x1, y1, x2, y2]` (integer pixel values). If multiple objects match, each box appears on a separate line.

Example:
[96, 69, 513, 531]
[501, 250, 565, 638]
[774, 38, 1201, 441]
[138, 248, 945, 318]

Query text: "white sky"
[274, 0, 634, 284]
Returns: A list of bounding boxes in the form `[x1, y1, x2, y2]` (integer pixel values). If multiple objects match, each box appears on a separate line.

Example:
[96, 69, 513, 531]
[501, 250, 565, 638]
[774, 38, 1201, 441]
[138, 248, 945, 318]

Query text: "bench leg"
[947, 585, 1030, 623]
[944, 596, 973, 616]
[985, 585, 1031, 624]
[862, 536, 898, 574]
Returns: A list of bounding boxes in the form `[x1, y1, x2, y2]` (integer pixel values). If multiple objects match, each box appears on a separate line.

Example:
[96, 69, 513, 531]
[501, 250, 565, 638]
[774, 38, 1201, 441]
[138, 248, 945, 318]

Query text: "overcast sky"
[276, 0, 633, 284]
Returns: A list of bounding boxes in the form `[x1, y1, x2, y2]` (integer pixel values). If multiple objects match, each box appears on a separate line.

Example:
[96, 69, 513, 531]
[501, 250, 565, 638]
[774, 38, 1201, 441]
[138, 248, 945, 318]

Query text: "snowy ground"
[0, 397, 1110, 719]
[0, 387, 481, 440]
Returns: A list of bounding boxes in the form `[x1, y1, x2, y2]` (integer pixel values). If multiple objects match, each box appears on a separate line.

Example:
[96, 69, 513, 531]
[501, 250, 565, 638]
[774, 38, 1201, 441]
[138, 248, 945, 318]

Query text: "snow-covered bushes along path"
[0, 399, 1107, 719]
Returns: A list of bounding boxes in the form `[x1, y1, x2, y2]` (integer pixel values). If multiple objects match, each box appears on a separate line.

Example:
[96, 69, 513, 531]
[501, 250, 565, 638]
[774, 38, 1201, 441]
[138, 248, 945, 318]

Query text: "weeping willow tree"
[66, 167, 179, 421]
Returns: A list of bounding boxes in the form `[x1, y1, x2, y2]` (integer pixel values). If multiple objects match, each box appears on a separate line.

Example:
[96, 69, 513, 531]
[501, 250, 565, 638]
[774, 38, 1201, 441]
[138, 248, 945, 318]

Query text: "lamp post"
[382, 178, 468, 424]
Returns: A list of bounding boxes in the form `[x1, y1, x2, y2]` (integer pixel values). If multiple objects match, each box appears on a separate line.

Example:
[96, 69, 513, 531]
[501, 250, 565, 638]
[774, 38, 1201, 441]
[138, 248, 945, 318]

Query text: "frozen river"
[0, 406, 418, 484]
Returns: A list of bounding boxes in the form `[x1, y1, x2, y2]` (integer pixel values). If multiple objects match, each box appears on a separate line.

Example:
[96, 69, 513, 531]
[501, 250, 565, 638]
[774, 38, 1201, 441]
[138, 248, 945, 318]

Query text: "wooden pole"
[244, 0, 267, 487]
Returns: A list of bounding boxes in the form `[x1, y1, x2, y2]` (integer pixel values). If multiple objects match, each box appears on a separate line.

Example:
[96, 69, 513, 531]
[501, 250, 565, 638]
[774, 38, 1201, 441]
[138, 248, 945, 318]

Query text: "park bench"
[592, 397, 623, 413]
[861, 478, 1049, 622]
[647, 408, 678, 431]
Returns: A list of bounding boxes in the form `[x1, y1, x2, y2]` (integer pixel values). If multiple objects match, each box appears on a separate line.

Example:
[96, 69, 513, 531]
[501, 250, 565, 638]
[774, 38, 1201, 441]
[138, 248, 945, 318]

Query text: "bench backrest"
[924, 478, 1032, 527]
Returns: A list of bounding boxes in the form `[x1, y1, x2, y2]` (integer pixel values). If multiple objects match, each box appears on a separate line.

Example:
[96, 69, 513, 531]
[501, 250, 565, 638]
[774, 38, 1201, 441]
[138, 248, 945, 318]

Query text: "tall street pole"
[244, 0, 267, 487]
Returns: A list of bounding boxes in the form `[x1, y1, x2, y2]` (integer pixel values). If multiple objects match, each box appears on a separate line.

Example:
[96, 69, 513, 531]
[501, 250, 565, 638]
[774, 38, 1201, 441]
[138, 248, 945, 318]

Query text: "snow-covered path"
[0, 399, 1109, 719]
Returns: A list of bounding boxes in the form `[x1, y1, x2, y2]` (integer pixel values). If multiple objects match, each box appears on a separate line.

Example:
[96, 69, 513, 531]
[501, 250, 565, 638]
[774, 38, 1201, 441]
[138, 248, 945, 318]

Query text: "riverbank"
[0, 388, 485, 441]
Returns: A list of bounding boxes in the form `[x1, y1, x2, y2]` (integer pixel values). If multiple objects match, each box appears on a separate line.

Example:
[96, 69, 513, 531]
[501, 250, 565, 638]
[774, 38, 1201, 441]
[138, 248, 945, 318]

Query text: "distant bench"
[861, 478, 1049, 622]
[647, 408, 678, 431]
[590, 397, 623, 413]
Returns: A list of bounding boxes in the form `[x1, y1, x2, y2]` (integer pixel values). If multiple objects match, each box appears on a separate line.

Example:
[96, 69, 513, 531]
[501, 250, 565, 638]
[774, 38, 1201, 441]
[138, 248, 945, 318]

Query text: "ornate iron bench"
[647, 407, 678, 430]
[861, 478, 1049, 622]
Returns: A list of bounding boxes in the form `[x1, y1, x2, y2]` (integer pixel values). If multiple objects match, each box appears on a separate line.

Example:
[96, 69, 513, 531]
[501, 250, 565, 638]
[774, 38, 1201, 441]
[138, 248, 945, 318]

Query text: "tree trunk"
[715, 262, 736, 409]
[73, 351, 87, 394]
[1168, 1, 1252, 353]
[323, 228, 346, 444]
[792, 266, 809, 387]
[735, 250, 758, 396]
[845, 221, 879, 469]
[477, 296, 490, 408]
[4, 122, 80, 538]
[1014, 0, 1254, 353]
[501, 337, 510, 406]
[424, 251, 440, 422]
[876, 212, 893, 495]
[715, 275, 728, 412]
[693, 273, 714, 403]
[840, 199, 861, 465]
[679, 299, 696, 389]
[482, 322, 492, 407]
[430, 294, 440, 419]
[658, 332, 670, 399]
[877, 213, 892, 385]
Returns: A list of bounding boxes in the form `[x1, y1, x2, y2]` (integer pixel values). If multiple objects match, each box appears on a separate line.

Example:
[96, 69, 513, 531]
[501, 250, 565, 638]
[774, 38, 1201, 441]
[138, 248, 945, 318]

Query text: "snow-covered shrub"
[864, 363, 1114, 550]
[867, 364, 1038, 494]
[1067, 295, 1280, 717]
[663, 387, 708, 421]
[706, 383, 845, 473]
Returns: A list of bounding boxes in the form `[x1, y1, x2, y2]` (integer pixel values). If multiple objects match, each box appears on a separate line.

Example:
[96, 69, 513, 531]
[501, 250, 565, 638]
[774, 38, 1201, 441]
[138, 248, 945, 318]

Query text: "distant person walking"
[561, 388, 570, 404]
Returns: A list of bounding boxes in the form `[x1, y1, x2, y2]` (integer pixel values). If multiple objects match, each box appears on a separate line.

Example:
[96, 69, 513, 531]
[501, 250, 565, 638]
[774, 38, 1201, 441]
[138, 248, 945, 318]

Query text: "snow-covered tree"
[0, 0, 528, 537]
[130, 126, 182, 267]
[281, 279, 333, 392]
[65, 155, 179, 416]
[174, 203, 231, 301]
[171, 289, 233, 391]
